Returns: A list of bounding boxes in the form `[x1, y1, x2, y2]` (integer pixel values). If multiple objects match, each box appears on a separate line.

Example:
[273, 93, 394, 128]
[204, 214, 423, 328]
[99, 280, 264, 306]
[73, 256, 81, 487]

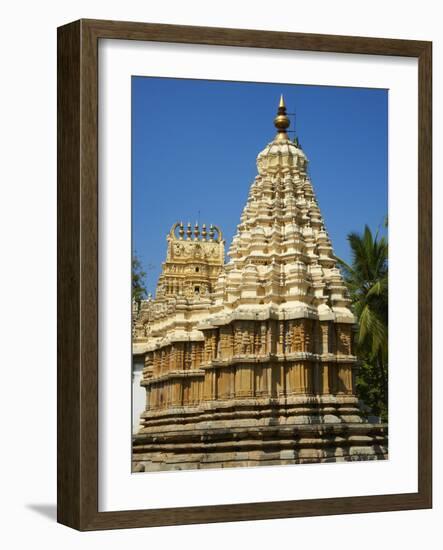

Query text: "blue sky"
[132, 77, 388, 295]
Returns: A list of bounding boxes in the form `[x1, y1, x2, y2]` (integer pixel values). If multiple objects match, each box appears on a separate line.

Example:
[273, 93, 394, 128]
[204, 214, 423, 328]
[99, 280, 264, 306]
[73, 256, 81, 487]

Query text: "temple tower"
[156, 222, 224, 299]
[132, 97, 387, 471]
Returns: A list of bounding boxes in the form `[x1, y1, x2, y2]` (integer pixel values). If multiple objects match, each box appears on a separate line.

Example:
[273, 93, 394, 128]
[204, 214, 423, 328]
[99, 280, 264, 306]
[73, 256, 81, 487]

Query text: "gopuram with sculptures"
[132, 97, 388, 472]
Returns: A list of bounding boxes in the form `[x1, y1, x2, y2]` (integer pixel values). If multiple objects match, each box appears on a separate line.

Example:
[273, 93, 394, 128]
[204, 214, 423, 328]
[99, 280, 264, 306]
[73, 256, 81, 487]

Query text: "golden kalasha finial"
[186, 222, 192, 240]
[178, 222, 185, 239]
[201, 223, 207, 240]
[209, 224, 215, 241]
[194, 222, 200, 240]
[274, 94, 290, 141]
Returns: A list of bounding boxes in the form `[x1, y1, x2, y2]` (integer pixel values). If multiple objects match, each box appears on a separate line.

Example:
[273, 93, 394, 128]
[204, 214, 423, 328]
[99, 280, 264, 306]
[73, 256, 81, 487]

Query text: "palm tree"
[337, 225, 388, 420]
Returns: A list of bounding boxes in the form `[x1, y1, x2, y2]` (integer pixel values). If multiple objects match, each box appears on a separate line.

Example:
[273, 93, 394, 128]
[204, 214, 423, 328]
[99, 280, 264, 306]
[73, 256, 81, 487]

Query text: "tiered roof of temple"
[132, 222, 225, 353]
[156, 222, 224, 299]
[205, 96, 352, 325]
[132, 96, 387, 472]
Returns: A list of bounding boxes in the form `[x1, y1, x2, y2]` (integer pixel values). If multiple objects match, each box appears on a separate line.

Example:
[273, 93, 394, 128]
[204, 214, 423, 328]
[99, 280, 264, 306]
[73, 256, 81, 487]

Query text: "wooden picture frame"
[57, 19, 432, 530]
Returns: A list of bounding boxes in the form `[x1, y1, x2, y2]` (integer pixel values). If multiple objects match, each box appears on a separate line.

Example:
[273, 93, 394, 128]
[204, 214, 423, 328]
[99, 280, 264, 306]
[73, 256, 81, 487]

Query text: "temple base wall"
[132, 396, 387, 472]
[133, 421, 387, 472]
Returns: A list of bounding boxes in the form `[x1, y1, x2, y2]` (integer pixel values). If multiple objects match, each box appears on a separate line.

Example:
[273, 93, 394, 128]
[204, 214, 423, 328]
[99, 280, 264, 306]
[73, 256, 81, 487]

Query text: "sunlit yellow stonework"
[132, 97, 387, 472]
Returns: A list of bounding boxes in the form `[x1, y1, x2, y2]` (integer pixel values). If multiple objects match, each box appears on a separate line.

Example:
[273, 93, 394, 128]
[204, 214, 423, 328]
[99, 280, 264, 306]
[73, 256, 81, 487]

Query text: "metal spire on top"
[273, 94, 291, 141]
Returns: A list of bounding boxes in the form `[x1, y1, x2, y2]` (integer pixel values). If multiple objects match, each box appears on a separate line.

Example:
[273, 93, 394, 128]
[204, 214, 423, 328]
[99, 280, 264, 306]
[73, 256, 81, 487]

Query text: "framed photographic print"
[57, 19, 432, 530]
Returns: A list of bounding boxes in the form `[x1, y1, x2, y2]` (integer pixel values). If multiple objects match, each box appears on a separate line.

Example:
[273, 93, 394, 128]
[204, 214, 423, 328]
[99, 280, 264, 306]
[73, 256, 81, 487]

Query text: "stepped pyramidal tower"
[132, 96, 388, 472]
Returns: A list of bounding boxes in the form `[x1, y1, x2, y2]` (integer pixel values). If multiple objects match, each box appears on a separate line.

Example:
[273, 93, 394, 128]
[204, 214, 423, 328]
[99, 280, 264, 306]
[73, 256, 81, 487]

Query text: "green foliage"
[337, 224, 388, 422]
[356, 361, 388, 421]
[132, 254, 147, 304]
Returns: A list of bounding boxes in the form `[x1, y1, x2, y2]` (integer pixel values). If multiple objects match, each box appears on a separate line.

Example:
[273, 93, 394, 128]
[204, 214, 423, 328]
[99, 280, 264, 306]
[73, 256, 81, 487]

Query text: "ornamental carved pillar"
[320, 322, 329, 355]
[322, 362, 331, 394]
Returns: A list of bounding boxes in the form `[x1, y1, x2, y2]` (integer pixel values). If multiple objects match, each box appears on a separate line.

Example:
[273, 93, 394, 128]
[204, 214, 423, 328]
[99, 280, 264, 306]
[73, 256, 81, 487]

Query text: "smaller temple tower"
[132, 221, 225, 346]
[156, 222, 225, 299]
